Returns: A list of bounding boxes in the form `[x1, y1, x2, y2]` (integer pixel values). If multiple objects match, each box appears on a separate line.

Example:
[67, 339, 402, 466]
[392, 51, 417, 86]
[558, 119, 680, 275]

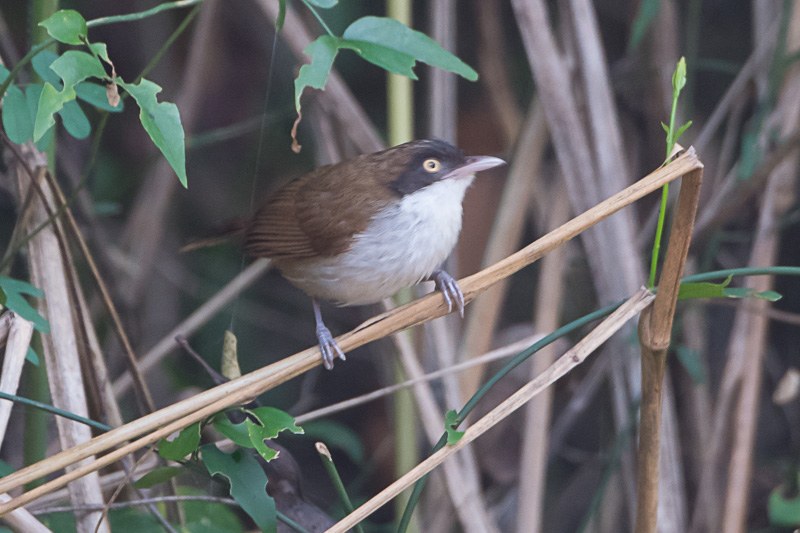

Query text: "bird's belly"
[280, 185, 466, 306]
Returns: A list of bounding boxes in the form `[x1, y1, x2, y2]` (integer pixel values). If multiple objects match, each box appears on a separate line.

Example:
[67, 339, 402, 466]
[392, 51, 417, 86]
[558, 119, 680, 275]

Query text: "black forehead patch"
[388, 140, 466, 196]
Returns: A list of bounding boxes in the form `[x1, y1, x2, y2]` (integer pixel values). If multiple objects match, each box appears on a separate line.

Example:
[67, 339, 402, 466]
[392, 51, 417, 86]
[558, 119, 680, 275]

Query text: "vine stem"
[298, 0, 335, 37]
[85, 0, 204, 28]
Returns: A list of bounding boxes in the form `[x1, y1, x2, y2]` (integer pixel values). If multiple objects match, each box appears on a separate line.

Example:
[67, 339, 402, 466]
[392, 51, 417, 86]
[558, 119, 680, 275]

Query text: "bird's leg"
[313, 298, 345, 370]
[429, 270, 465, 317]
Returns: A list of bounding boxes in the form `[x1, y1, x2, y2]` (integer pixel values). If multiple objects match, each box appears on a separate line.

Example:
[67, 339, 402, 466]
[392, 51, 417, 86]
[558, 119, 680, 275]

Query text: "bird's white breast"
[281, 175, 475, 306]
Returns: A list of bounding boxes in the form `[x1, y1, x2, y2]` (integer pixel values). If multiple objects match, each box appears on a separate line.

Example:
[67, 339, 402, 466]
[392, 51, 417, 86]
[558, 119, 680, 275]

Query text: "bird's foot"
[430, 270, 465, 317]
[316, 323, 346, 370]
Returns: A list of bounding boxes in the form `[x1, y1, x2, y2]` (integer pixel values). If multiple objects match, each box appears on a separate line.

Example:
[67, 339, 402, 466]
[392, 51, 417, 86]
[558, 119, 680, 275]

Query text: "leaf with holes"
[33, 50, 105, 141]
[158, 422, 200, 461]
[294, 35, 339, 113]
[213, 413, 254, 449]
[245, 407, 303, 462]
[202, 445, 276, 533]
[444, 409, 464, 445]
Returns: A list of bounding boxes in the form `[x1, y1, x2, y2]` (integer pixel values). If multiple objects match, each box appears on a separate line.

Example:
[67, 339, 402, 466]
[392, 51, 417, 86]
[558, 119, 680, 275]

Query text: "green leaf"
[202, 445, 277, 533]
[33, 51, 106, 141]
[754, 290, 782, 301]
[31, 50, 62, 87]
[677, 277, 731, 300]
[58, 99, 90, 139]
[179, 486, 244, 533]
[212, 413, 254, 448]
[769, 481, 800, 526]
[628, 0, 660, 51]
[723, 287, 783, 301]
[338, 39, 418, 78]
[34, 126, 54, 152]
[39, 10, 87, 45]
[158, 422, 201, 461]
[247, 406, 304, 437]
[661, 121, 669, 133]
[0, 277, 49, 333]
[342, 16, 478, 81]
[246, 419, 279, 462]
[674, 345, 706, 384]
[2, 84, 32, 144]
[245, 407, 303, 463]
[306, 0, 338, 7]
[444, 409, 464, 445]
[26, 347, 40, 366]
[678, 276, 782, 302]
[88, 42, 112, 64]
[674, 120, 693, 142]
[294, 35, 339, 111]
[50, 50, 107, 87]
[34, 83, 65, 141]
[132, 465, 183, 489]
[75, 82, 123, 112]
[25, 85, 54, 151]
[276, 0, 287, 30]
[117, 79, 187, 187]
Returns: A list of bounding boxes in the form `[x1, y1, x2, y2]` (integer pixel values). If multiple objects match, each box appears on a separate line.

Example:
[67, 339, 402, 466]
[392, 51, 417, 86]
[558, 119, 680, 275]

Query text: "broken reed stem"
[0, 148, 702, 516]
[634, 165, 703, 533]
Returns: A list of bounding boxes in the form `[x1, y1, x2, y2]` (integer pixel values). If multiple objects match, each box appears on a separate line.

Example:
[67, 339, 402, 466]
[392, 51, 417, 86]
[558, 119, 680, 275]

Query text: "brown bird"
[200, 140, 504, 369]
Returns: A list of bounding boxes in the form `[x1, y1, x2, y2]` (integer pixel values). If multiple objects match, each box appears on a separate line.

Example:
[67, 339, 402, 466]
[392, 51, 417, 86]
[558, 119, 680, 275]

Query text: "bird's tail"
[180, 219, 249, 253]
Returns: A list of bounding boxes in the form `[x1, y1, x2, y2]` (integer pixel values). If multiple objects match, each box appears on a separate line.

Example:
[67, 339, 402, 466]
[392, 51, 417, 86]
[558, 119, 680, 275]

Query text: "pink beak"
[446, 155, 506, 179]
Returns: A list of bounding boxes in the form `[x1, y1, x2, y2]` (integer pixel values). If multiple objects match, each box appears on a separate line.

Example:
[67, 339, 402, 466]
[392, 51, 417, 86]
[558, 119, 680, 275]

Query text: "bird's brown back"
[243, 148, 408, 261]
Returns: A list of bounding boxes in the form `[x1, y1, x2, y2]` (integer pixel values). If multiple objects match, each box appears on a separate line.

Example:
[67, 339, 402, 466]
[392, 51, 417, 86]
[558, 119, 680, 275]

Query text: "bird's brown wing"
[244, 176, 317, 260]
[244, 159, 394, 261]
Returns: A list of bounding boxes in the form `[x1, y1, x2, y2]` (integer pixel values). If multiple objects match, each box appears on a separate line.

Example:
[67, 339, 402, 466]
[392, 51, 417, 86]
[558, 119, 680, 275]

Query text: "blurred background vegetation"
[2, 0, 800, 532]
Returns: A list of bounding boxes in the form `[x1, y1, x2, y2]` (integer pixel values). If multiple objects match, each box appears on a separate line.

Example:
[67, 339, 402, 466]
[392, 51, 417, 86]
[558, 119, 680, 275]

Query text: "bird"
[197, 139, 505, 369]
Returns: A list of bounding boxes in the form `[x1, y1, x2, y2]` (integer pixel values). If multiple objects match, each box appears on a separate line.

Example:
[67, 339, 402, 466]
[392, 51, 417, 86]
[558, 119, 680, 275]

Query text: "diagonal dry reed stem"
[326, 288, 657, 533]
[0, 148, 701, 516]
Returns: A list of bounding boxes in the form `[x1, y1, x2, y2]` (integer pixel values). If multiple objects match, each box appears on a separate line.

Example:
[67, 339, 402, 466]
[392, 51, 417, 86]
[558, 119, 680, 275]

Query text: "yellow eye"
[423, 158, 441, 172]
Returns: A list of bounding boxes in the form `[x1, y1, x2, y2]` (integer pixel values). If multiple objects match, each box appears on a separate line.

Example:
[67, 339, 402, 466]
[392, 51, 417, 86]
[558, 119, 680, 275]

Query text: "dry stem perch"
[0, 148, 703, 516]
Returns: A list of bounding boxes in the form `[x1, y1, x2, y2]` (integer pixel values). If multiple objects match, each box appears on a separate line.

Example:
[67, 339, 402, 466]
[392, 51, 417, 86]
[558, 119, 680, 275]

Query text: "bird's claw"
[316, 325, 345, 370]
[431, 270, 465, 317]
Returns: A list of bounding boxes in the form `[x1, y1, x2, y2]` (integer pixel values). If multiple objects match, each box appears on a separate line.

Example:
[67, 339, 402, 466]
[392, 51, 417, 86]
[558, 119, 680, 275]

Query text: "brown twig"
[634, 164, 703, 533]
